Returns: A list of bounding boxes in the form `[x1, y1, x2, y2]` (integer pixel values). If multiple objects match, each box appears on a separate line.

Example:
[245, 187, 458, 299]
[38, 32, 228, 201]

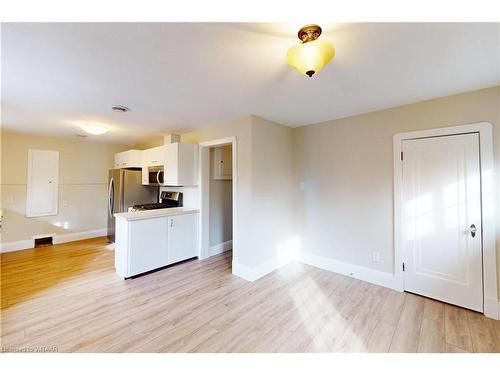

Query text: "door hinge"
[402, 262, 406, 272]
[400, 151, 404, 161]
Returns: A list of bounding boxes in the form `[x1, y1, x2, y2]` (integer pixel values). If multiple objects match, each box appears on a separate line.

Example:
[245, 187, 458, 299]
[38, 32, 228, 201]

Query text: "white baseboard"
[232, 253, 294, 282]
[232, 250, 395, 288]
[53, 228, 107, 245]
[484, 297, 500, 320]
[296, 251, 397, 290]
[32, 233, 56, 240]
[0, 228, 107, 253]
[0, 239, 34, 253]
[209, 240, 232, 256]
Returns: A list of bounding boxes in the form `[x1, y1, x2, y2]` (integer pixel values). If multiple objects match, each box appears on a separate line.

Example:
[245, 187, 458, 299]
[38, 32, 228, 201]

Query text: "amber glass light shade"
[287, 25, 335, 77]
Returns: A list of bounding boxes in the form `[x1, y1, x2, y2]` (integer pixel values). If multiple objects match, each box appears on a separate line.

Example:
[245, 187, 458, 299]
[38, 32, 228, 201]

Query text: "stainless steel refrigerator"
[107, 169, 158, 243]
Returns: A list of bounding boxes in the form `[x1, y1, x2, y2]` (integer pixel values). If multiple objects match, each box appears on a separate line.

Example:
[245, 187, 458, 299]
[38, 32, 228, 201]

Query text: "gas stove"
[132, 203, 171, 211]
[130, 191, 183, 212]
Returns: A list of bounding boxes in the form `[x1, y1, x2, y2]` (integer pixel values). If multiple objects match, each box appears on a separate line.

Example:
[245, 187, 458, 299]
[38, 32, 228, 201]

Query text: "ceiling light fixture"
[287, 24, 335, 77]
[80, 124, 108, 135]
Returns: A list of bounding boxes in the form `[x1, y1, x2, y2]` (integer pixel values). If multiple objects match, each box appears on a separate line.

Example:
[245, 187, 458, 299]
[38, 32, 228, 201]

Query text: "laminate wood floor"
[1, 237, 499, 353]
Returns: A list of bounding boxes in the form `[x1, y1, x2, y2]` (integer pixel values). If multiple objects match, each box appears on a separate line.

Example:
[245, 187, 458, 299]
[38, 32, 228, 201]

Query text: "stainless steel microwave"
[147, 166, 164, 186]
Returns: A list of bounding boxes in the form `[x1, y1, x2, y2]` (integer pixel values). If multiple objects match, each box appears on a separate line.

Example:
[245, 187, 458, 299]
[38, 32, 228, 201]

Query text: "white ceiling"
[2, 23, 499, 144]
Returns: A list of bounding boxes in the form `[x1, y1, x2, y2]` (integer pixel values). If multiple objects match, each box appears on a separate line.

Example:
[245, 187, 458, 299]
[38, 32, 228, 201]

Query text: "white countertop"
[114, 207, 199, 221]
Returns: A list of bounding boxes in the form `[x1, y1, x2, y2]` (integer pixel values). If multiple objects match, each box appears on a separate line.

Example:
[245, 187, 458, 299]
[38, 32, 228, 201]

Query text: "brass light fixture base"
[298, 24, 322, 43]
[287, 23, 334, 78]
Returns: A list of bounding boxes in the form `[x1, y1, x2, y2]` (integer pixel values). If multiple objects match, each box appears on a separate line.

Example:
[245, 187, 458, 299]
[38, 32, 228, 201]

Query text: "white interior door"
[402, 133, 483, 312]
[26, 149, 59, 217]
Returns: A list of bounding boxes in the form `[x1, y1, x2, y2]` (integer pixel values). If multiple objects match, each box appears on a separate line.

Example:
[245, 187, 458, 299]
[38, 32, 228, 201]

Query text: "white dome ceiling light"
[80, 123, 108, 135]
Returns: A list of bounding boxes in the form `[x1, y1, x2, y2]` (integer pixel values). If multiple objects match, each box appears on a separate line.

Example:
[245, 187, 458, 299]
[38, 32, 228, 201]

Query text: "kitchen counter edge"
[114, 207, 199, 221]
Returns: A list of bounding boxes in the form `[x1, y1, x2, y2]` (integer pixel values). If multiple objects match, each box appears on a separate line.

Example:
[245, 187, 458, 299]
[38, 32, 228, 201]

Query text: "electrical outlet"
[372, 251, 381, 263]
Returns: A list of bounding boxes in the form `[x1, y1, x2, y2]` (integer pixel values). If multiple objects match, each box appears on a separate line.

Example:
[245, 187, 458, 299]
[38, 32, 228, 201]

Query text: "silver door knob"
[469, 224, 477, 238]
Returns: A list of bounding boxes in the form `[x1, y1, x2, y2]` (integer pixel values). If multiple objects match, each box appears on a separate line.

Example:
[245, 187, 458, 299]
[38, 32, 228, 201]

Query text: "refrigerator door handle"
[108, 178, 114, 217]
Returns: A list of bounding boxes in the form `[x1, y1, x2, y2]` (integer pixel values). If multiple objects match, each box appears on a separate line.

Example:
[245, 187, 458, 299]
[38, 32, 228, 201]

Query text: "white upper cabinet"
[142, 146, 166, 167]
[164, 143, 198, 186]
[213, 145, 232, 180]
[26, 149, 59, 217]
[114, 152, 123, 168]
[114, 150, 142, 168]
[114, 143, 198, 186]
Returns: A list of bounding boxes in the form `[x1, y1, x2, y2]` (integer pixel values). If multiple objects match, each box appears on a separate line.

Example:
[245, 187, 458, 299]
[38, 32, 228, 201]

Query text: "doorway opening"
[208, 145, 233, 259]
[199, 137, 237, 272]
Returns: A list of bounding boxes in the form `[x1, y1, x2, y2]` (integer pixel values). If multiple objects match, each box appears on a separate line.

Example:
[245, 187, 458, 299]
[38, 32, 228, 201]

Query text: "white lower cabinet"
[128, 216, 168, 276]
[167, 213, 198, 264]
[114, 211, 199, 278]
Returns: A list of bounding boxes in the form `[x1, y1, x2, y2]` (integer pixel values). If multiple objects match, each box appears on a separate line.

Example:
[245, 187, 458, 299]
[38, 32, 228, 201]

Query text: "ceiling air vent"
[112, 105, 130, 113]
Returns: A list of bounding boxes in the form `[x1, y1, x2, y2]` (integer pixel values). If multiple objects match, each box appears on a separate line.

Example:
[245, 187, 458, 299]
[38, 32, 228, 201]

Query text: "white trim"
[0, 228, 107, 253]
[233, 250, 396, 288]
[53, 228, 107, 245]
[297, 252, 396, 290]
[198, 136, 237, 263]
[31, 233, 56, 240]
[0, 239, 34, 253]
[209, 240, 233, 256]
[232, 253, 294, 282]
[198, 137, 235, 148]
[393, 122, 497, 319]
[484, 297, 500, 320]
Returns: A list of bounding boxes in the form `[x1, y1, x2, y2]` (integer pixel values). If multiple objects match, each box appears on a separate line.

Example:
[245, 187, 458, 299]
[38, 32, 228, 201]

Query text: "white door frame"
[393, 122, 498, 319]
[198, 136, 237, 262]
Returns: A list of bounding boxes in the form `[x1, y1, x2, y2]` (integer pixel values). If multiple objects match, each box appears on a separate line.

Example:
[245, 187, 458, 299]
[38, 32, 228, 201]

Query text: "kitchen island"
[114, 207, 199, 279]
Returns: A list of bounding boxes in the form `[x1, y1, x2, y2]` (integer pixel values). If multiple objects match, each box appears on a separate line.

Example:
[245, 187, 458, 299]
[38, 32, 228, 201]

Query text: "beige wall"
[209, 146, 232, 247]
[250, 116, 296, 267]
[133, 139, 165, 150]
[292, 86, 500, 290]
[1, 130, 127, 244]
[181, 116, 254, 267]
[3, 86, 497, 290]
[181, 115, 295, 269]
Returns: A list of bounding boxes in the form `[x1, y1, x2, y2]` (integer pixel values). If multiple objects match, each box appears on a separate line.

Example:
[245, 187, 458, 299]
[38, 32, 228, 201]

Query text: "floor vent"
[34, 236, 53, 248]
